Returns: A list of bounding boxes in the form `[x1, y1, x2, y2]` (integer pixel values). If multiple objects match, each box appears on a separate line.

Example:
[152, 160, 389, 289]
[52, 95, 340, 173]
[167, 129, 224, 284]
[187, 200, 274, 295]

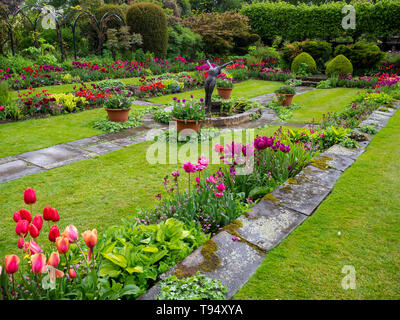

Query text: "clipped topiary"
[291, 52, 317, 74]
[126, 2, 168, 58]
[326, 54, 353, 77]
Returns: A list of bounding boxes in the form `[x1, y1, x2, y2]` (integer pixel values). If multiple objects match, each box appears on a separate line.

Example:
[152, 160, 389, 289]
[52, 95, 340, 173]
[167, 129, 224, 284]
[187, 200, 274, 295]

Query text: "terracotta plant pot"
[105, 108, 131, 123]
[275, 93, 294, 106]
[217, 87, 233, 99]
[172, 117, 203, 136]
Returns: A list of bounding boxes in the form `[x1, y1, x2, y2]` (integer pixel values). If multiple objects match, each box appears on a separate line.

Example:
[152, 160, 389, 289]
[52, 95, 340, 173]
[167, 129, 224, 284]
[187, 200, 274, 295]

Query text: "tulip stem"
[11, 274, 15, 299]
[35, 273, 41, 296]
[64, 253, 70, 271]
[76, 242, 88, 264]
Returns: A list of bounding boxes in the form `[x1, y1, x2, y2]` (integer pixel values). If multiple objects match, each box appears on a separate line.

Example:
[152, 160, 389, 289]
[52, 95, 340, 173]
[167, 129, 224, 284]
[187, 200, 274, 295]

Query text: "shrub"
[291, 52, 316, 74]
[126, 2, 169, 58]
[241, 1, 400, 43]
[97, 79, 125, 90]
[326, 54, 353, 77]
[246, 45, 279, 66]
[334, 41, 385, 74]
[185, 11, 258, 56]
[95, 4, 125, 28]
[0, 81, 10, 106]
[167, 21, 204, 59]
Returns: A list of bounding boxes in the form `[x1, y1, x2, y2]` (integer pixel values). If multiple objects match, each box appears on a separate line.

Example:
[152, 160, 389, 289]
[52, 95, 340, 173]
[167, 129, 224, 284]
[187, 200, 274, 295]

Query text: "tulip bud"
[4, 255, 20, 274]
[17, 237, 25, 249]
[13, 211, 21, 223]
[56, 236, 69, 254]
[19, 209, 32, 223]
[48, 252, 60, 268]
[62, 225, 78, 243]
[24, 188, 37, 205]
[15, 219, 29, 236]
[43, 206, 53, 221]
[51, 208, 60, 222]
[32, 215, 43, 231]
[68, 269, 77, 279]
[29, 224, 40, 238]
[31, 253, 47, 274]
[48, 225, 60, 242]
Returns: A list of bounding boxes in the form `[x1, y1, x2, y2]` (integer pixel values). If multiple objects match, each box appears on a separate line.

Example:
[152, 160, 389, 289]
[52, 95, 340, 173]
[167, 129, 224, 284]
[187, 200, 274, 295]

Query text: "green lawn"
[234, 109, 400, 300]
[0, 105, 146, 158]
[0, 80, 282, 158]
[148, 80, 283, 105]
[290, 88, 363, 123]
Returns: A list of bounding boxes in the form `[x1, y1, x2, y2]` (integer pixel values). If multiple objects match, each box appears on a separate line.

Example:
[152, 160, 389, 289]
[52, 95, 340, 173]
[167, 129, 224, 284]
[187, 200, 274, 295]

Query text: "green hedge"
[326, 54, 353, 76]
[241, 0, 400, 42]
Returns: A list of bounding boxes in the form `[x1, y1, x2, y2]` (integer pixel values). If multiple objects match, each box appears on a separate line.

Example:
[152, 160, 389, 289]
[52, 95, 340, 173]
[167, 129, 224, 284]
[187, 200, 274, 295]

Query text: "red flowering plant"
[11, 65, 63, 90]
[0, 188, 99, 300]
[16, 87, 59, 117]
[73, 83, 111, 108]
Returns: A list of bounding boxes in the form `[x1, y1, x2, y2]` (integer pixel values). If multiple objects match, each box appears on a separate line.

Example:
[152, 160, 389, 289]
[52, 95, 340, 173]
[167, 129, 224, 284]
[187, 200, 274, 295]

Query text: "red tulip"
[48, 252, 60, 268]
[68, 269, 77, 279]
[62, 225, 78, 243]
[19, 209, 32, 223]
[32, 215, 43, 231]
[15, 219, 29, 236]
[17, 237, 25, 249]
[51, 208, 60, 222]
[13, 211, 21, 223]
[31, 253, 47, 274]
[56, 236, 69, 254]
[4, 255, 20, 274]
[43, 206, 53, 221]
[24, 188, 36, 205]
[48, 225, 60, 242]
[29, 224, 40, 238]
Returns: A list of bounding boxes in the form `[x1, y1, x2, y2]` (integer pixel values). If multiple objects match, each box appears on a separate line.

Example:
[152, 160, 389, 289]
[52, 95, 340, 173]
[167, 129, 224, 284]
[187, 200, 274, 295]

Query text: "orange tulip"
[31, 253, 47, 274]
[56, 236, 69, 254]
[68, 269, 77, 279]
[48, 252, 60, 268]
[4, 255, 20, 274]
[82, 229, 97, 249]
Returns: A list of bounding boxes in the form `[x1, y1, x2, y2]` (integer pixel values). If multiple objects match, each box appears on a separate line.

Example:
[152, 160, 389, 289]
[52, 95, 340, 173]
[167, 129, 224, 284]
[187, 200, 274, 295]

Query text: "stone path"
[139, 101, 399, 300]
[0, 89, 314, 185]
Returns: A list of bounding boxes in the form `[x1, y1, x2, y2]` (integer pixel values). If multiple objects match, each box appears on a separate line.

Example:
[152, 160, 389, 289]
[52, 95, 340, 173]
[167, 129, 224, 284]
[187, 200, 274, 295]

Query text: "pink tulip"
[62, 225, 79, 243]
[56, 236, 69, 254]
[24, 188, 36, 205]
[68, 269, 77, 279]
[17, 237, 25, 249]
[216, 183, 226, 193]
[31, 253, 47, 274]
[27, 238, 43, 255]
[29, 224, 40, 238]
[13, 211, 21, 223]
[183, 162, 196, 173]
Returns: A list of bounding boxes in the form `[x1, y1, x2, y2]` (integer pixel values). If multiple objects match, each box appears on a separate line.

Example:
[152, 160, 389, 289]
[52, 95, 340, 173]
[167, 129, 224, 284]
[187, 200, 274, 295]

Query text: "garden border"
[138, 101, 399, 300]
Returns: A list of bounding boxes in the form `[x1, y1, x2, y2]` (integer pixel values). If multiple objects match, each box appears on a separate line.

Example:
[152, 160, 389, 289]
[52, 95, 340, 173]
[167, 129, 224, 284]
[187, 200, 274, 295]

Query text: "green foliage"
[246, 45, 279, 65]
[0, 81, 10, 106]
[359, 125, 378, 135]
[126, 2, 169, 58]
[242, 1, 400, 43]
[93, 115, 142, 133]
[291, 52, 316, 74]
[301, 40, 332, 69]
[326, 54, 353, 77]
[316, 79, 332, 89]
[269, 99, 301, 121]
[185, 11, 258, 56]
[167, 21, 203, 59]
[156, 272, 228, 300]
[95, 3, 125, 28]
[334, 41, 385, 74]
[97, 218, 208, 299]
[153, 109, 172, 124]
[97, 79, 125, 90]
[340, 137, 359, 149]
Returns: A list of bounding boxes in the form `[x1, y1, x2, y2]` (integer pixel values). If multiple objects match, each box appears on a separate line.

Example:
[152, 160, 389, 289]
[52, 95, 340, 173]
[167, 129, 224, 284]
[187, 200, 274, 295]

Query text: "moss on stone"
[263, 193, 279, 203]
[311, 156, 333, 170]
[279, 185, 293, 194]
[198, 240, 221, 272]
[287, 177, 299, 185]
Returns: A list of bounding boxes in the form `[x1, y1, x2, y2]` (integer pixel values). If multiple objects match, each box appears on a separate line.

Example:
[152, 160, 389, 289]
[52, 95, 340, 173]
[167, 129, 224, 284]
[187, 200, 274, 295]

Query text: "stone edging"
[138, 101, 399, 300]
[203, 107, 262, 128]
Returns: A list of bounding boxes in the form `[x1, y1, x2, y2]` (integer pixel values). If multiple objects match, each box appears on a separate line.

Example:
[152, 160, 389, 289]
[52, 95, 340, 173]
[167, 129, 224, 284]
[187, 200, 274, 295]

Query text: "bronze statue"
[204, 60, 234, 111]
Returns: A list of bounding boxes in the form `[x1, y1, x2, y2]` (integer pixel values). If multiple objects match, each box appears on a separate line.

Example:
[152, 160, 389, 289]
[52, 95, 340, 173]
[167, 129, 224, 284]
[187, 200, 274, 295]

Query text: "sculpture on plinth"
[204, 60, 234, 113]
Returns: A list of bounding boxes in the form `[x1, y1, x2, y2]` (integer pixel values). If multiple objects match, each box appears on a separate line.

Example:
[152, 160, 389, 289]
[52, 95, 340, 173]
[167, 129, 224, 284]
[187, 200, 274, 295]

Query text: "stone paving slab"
[83, 142, 123, 155]
[317, 152, 355, 172]
[270, 177, 331, 216]
[138, 231, 266, 300]
[0, 156, 18, 166]
[0, 160, 43, 183]
[17, 144, 95, 170]
[66, 137, 101, 148]
[296, 165, 342, 189]
[325, 144, 366, 160]
[236, 200, 307, 251]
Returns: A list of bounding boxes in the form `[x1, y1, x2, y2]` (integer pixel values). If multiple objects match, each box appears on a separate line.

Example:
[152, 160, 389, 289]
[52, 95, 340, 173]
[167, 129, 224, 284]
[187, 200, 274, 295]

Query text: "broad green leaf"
[102, 253, 128, 268]
[99, 265, 121, 278]
[126, 266, 143, 274]
[142, 246, 158, 253]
